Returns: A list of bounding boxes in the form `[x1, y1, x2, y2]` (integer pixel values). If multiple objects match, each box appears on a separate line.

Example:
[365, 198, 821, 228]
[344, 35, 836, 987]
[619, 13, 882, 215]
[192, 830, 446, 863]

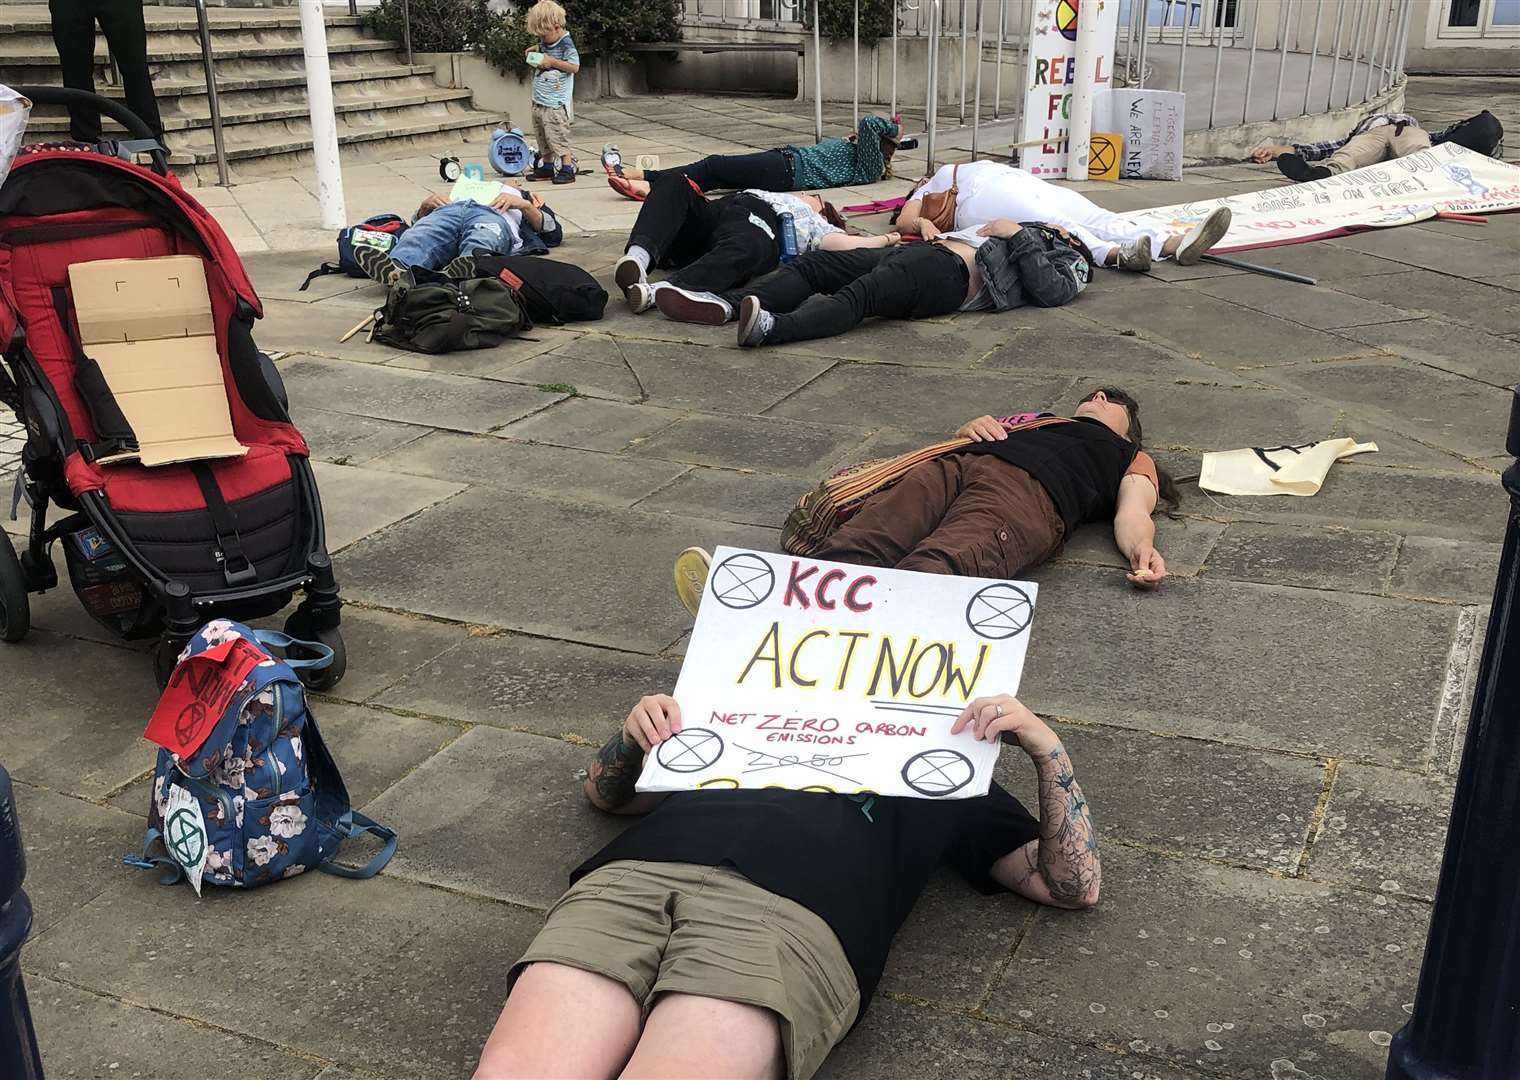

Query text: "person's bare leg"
[619, 993, 785, 1080]
[474, 963, 643, 1080]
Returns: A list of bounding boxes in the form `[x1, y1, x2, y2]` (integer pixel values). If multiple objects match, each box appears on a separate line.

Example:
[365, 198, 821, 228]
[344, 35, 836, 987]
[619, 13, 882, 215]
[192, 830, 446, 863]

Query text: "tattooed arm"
[582, 695, 677, 816]
[952, 695, 1101, 909]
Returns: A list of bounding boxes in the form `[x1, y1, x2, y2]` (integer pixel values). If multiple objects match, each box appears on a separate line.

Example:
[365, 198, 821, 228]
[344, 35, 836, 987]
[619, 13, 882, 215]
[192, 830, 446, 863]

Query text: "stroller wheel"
[0, 531, 31, 643]
[283, 614, 347, 692]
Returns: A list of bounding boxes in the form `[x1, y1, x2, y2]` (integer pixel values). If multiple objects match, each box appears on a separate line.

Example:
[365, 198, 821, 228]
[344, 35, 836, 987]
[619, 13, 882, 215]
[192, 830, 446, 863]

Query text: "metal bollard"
[0, 765, 44, 1080]
[1386, 386, 1520, 1080]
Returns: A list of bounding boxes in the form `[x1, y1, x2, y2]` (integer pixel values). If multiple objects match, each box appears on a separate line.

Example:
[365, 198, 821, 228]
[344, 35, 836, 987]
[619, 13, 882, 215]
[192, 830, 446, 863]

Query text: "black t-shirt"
[572, 786, 1040, 1007]
[959, 415, 1139, 533]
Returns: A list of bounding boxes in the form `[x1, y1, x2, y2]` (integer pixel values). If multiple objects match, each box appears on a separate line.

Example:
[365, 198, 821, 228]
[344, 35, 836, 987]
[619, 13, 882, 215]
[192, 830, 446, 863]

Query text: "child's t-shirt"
[533, 32, 579, 115]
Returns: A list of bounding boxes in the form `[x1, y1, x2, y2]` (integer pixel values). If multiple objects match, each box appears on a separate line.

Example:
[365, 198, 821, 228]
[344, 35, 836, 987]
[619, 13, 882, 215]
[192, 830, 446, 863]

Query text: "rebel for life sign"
[1020, 0, 1121, 178]
[636, 548, 1039, 800]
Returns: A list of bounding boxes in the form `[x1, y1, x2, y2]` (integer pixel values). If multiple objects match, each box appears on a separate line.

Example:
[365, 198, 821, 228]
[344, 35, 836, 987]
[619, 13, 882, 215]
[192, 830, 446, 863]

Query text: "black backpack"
[1430, 110, 1504, 158]
[473, 254, 608, 325]
[299, 213, 410, 290]
[373, 270, 528, 354]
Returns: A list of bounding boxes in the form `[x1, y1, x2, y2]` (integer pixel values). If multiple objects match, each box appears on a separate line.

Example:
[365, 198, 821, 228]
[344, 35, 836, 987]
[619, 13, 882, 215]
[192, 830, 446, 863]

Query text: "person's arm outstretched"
[583, 695, 677, 815]
[1113, 471, 1165, 588]
[820, 230, 902, 251]
[953, 695, 1100, 909]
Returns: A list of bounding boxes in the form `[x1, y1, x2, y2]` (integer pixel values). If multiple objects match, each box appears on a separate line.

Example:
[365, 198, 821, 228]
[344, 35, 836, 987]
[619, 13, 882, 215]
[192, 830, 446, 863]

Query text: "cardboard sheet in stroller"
[68, 255, 247, 467]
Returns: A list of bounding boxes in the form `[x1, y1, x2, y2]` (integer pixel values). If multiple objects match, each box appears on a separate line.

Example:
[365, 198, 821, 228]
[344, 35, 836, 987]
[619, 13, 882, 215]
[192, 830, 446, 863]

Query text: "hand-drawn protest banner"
[1119, 143, 1520, 253]
[1093, 88, 1185, 181]
[1020, 0, 1121, 179]
[636, 548, 1040, 801]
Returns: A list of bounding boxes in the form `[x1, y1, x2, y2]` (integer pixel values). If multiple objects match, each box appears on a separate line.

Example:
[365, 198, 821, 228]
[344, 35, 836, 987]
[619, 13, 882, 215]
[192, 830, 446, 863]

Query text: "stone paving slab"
[1017, 568, 1459, 769]
[1388, 537, 1504, 604]
[30, 978, 324, 1080]
[338, 490, 772, 653]
[24, 875, 543, 1079]
[1201, 522, 1402, 594]
[820, 998, 1205, 1080]
[279, 356, 565, 433]
[372, 631, 681, 742]
[356, 726, 624, 908]
[624, 340, 838, 415]
[629, 412, 872, 476]
[368, 430, 691, 507]
[1330, 316, 1520, 390]
[288, 405, 430, 466]
[1308, 764, 1454, 903]
[308, 460, 466, 553]
[1331, 270, 1520, 339]
[766, 366, 1077, 434]
[1188, 275, 1422, 332]
[633, 468, 810, 529]
[12, 783, 143, 935]
[990, 846, 1424, 1080]
[1054, 516, 1226, 578]
[500, 396, 686, 452]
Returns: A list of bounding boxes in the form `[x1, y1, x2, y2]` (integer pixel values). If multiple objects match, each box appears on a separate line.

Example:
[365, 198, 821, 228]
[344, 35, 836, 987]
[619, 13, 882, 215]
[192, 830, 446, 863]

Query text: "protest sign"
[1119, 143, 1520, 253]
[636, 547, 1040, 801]
[1094, 88, 1185, 181]
[1019, 0, 1121, 178]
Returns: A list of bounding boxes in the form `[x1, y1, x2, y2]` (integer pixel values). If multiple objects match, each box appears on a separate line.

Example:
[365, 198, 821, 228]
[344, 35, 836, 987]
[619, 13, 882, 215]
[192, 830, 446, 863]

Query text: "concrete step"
[4, 3, 502, 182]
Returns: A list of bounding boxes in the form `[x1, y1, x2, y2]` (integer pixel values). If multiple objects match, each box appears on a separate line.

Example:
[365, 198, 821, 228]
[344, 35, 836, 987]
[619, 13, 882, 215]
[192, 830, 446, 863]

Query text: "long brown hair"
[1080, 386, 1181, 512]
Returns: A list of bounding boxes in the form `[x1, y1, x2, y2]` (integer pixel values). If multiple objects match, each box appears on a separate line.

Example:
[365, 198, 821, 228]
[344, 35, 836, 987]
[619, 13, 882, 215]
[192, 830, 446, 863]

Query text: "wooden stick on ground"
[339, 313, 376, 343]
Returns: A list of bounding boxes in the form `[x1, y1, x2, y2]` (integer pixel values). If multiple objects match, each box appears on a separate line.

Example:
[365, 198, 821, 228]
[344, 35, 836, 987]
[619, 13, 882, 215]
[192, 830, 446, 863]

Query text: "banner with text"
[636, 548, 1040, 800]
[1093, 88, 1185, 181]
[1020, 0, 1121, 179]
[1118, 144, 1520, 253]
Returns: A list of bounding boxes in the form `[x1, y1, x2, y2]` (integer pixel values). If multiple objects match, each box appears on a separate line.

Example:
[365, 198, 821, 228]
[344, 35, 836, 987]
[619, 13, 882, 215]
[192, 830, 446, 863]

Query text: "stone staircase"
[0, 4, 503, 183]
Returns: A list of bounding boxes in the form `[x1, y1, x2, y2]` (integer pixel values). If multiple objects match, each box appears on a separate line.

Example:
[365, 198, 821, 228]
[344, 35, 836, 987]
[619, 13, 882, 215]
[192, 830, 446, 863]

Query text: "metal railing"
[683, 0, 1416, 172]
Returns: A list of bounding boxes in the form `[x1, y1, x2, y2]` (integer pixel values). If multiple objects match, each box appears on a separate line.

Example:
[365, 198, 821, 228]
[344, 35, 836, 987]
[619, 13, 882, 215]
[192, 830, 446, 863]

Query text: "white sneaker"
[655, 285, 734, 324]
[614, 254, 646, 297]
[626, 281, 655, 314]
[1115, 236, 1153, 273]
[673, 546, 712, 616]
[1175, 207, 1233, 266]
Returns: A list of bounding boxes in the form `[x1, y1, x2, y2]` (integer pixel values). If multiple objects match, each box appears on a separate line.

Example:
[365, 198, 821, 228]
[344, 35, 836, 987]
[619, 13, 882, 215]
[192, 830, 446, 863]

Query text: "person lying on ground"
[653, 217, 1088, 346]
[898, 160, 1232, 271]
[353, 187, 561, 285]
[470, 690, 1099, 1080]
[605, 113, 903, 201]
[613, 173, 896, 314]
[1251, 111, 1426, 182]
[674, 388, 1177, 616]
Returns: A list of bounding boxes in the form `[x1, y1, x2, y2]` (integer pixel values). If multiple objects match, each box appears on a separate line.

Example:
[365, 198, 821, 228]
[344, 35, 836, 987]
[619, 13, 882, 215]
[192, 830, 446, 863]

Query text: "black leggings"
[724, 244, 971, 345]
[49, 0, 165, 141]
[627, 177, 781, 294]
[644, 149, 795, 193]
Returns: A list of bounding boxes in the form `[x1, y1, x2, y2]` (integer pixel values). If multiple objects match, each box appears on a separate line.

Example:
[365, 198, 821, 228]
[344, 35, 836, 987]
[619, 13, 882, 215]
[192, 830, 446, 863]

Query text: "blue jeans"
[390, 202, 519, 269]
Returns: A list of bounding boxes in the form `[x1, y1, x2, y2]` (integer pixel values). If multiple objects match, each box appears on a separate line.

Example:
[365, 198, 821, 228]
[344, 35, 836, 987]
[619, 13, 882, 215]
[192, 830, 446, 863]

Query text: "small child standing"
[525, 0, 580, 185]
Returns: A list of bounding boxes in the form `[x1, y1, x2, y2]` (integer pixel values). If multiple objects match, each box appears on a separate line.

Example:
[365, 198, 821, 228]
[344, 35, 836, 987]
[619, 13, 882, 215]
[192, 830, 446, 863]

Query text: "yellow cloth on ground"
[1199, 438, 1378, 497]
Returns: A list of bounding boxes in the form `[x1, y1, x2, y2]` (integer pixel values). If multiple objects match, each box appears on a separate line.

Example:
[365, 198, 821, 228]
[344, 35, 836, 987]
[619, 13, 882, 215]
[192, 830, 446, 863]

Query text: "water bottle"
[778, 212, 799, 263]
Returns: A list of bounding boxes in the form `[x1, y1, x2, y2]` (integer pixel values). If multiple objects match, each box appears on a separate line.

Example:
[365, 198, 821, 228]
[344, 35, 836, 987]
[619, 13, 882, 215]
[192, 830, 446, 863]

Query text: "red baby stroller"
[0, 88, 345, 687]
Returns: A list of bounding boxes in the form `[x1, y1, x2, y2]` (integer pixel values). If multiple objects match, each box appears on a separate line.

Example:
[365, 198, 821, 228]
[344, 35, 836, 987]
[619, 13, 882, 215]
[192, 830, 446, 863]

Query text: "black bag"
[374, 271, 528, 354]
[1430, 110, 1505, 158]
[473, 254, 607, 325]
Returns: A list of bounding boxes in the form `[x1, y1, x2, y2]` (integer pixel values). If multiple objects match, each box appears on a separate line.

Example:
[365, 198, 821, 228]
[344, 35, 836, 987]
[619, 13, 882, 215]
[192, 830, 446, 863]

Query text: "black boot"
[1277, 153, 1332, 183]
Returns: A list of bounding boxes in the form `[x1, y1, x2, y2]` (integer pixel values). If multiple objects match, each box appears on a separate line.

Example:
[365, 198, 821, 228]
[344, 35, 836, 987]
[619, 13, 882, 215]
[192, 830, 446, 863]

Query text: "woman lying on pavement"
[605, 113, 902, 201]
[899, 159, 1232, 272]
[673, 388, 1179, 615]
[652, 217, 1089, 347]
[613, 171, 899, 314]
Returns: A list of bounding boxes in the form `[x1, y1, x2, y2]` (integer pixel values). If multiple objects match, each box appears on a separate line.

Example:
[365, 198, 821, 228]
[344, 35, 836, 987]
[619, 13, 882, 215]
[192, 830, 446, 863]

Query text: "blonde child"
[524, 0, 580, 184]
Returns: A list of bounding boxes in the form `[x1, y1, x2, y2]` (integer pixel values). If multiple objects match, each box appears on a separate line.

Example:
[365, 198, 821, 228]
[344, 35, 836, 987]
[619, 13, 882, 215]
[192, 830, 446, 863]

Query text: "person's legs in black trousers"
[617, 177, 722, 307]
[647, 149, 795, 193]
[664, 197, 780, 295]
[741, 244, 968, 346]
[94, 0, 164, 140]
[721, 247, 891, 315]
[49, 0, 103, 142]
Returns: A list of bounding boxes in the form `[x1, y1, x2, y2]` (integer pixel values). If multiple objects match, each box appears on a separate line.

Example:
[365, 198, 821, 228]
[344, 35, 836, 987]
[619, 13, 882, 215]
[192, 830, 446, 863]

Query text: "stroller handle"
[10, 85, 169, 176]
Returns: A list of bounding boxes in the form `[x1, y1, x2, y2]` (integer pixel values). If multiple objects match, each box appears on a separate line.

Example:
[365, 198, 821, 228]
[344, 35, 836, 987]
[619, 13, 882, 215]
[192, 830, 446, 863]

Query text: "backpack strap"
[250, 629, 334, 671]
[121, 827, 188, 886]
[299, 263, 343, 291]
[190, 464, 257, 586]
[317, 811, 398, 879]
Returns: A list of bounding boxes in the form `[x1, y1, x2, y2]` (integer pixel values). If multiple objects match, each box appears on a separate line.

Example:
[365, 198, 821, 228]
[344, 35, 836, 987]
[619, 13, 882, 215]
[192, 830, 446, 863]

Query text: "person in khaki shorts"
[1252, 112, 1429, 182]
[471, 691, 1102, 1079]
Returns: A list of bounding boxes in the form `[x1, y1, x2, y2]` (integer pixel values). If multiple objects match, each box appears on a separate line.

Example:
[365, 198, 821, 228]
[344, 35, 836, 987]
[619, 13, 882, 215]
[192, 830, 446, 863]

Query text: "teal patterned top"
[783, 114, 899, 190]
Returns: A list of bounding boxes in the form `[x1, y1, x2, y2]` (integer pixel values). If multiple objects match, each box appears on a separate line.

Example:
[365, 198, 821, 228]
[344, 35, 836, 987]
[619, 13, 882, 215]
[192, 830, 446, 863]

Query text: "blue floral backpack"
[124, 620, 397, 893]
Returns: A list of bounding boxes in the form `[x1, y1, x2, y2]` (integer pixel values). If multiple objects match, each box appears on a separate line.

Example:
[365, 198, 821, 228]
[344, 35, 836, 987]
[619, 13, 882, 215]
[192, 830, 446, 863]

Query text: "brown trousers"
[812, 453, 1065, 577]
[1326, 125, 1431, 174]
